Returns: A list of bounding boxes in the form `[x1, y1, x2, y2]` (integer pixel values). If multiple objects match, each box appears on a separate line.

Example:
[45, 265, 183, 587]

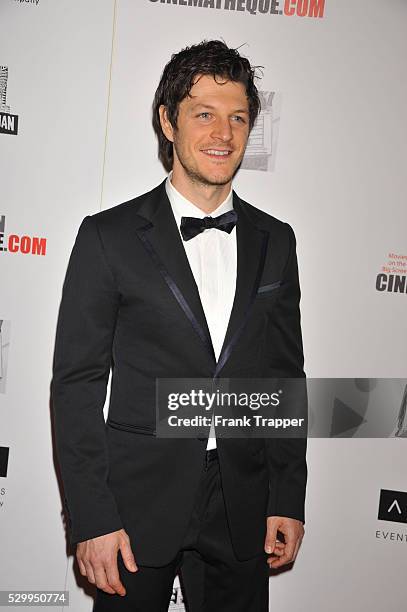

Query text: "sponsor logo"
[149, 0, 326, 19]
[0, 66, 19, 136]
[378, 489, 407, 525]
[376, 274, 407, 293]
[375, 529, 407, 543]
[0, 216, 47, 256]
[0, 447, 9, 478]
[376, 252, 407, 294]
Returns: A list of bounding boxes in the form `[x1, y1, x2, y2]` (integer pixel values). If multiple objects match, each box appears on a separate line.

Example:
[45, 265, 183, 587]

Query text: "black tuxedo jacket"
[51, 179, 307, 566]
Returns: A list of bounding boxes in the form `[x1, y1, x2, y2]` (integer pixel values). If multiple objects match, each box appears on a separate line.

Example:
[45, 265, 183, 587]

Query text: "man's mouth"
[201, 148, 233, 158]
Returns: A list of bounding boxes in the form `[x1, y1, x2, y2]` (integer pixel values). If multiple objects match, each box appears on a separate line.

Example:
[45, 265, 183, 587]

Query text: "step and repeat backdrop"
[1, 0, 406, 610]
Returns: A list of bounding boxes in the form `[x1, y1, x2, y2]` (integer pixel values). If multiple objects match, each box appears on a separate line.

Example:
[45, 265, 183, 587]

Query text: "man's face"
[162, 74, 251, 186]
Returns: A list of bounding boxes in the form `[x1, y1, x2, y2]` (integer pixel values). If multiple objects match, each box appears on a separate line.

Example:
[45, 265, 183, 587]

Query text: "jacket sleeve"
[51, 215, 123, 545]
[265, 223, 308, 523]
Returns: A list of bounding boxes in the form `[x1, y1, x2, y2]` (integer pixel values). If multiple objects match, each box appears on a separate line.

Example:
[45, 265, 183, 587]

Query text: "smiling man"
[52, 40, 307, 611]
[158, 75, 249, 197]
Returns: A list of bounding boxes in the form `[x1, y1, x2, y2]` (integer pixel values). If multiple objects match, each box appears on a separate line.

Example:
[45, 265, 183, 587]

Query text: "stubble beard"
[173, 139, 243, 188]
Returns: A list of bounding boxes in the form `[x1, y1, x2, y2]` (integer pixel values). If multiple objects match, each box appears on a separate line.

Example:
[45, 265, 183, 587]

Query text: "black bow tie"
[180, 209, 237, 241]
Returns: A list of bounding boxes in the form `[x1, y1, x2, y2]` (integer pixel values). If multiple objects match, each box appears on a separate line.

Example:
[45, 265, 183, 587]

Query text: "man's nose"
[210, 118, 233, 142]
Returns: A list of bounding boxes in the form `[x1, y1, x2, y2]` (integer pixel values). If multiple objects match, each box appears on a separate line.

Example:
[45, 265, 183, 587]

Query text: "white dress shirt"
[165, 173, 237, 450]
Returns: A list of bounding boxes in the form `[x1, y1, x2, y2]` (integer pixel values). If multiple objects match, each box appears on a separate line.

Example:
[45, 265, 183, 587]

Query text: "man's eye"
[232, 115, 246, 123]
[198, 112, 211, 119]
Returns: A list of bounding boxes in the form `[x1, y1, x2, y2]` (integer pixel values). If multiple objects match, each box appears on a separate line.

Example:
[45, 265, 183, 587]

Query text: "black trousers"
[93, 451, 269, 611]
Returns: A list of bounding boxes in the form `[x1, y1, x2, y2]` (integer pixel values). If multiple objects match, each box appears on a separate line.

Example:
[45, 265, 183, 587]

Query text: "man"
[51, 40, 307, 611]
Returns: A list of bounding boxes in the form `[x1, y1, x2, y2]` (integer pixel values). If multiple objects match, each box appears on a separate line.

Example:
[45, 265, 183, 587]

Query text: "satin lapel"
[134, 181, 216, 363]
[214, 193, 269, 378]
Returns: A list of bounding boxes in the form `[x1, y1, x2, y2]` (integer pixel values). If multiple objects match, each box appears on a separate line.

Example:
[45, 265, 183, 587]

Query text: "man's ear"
[159, 105, 174, 143]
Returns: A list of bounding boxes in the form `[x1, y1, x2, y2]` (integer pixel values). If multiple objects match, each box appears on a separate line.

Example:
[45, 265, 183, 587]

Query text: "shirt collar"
[165, 171, 233, 226]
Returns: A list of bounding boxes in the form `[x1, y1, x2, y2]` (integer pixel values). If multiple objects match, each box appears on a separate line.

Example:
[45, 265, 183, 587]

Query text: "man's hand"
[264, 516, 304, 569]
[76, 528, 137, 596]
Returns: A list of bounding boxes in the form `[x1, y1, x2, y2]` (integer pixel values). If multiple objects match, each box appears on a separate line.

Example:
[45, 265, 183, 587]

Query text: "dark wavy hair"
[152, 40, 262, 171]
